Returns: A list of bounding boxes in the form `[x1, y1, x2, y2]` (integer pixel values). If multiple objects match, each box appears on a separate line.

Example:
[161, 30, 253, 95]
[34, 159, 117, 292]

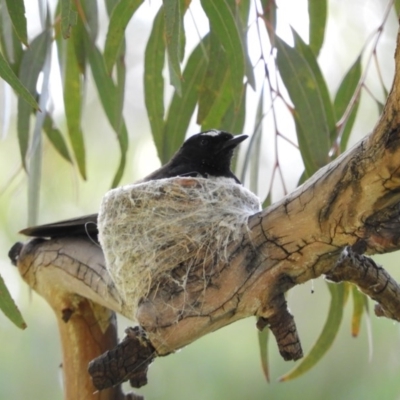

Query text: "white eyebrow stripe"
[201, 130, 221, 137]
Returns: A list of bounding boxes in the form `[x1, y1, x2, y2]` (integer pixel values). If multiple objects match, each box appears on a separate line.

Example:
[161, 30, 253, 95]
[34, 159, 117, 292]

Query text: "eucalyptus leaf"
[103, 0, 143, 74]
[308, 0, 327, 56]
[279, 282, 345, 381]
[351, 285, 365, 337]
[163, 0, 183, 95]
[144, 7, 165, 162]
[60, 0, 77, 39]
[63, 36, 86, 179]
[43, 114, 72, 163]
[0, 273, 26, 329]
[197, 32, 230, 124]
[276, 36, 330, 175]
[200, 0, 245, 107]
[17, 30, 50, 168]
[333, 55, 361, 152]
[0, 50, 39, 111]
[163, 37, 208, 160]
[85, 32, 128, 187]
[293, 28, 335, 139]
[221, 87, 246, 134]
[257, 326, 270, 382]
[4, 0, 28, 46]
[0, 0, 23, 72]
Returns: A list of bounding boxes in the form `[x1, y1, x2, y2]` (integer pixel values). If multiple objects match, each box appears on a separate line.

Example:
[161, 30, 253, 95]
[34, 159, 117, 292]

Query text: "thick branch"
[10, 239, 137, 400]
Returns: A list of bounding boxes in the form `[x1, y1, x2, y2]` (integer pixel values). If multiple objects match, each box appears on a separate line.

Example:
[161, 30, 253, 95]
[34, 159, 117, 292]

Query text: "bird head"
[178, 130, 248, 168]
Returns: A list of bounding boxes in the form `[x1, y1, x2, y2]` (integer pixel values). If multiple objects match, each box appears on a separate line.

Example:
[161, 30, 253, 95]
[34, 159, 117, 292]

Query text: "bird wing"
[20, 213, 98, 238]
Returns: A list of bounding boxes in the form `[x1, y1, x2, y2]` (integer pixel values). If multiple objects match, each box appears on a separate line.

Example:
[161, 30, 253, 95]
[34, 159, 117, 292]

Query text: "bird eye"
[200, 138, 208, 146]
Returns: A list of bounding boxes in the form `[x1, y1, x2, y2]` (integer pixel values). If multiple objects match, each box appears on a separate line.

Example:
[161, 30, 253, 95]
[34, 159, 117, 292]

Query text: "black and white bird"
[20, 130, 248, 239]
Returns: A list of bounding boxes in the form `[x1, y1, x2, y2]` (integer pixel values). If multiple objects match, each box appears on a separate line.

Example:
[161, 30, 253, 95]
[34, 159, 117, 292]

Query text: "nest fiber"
[98, 177, 261, 318]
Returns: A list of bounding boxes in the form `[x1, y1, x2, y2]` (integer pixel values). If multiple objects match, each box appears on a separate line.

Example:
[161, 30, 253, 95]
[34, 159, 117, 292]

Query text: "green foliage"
[0, 50, 38, 112]
[334, 56, 362, 152]
[308, 0, 327, 56]
[0, 273, 26, 329]
[0, 0, 395, 385]
[257, 325, 270, 382]
[104, 0, 144, 74]
[276, 34, 330, 175]
[60, 0, 77, 39]
[144, 7, 166, 162]
[280, 283, 347, 381]
[4, 0, 27, 46]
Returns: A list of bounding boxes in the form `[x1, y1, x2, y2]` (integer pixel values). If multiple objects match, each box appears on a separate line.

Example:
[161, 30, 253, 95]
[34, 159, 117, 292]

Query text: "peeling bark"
[9, 30, 400, 399]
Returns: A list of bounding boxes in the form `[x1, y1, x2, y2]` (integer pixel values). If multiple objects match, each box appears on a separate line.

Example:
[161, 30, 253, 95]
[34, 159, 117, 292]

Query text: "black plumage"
[20, 130, 248, 239]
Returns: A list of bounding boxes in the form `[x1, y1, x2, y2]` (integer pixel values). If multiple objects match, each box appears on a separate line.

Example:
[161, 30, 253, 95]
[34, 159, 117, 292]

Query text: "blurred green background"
[1, 0, 400, 399]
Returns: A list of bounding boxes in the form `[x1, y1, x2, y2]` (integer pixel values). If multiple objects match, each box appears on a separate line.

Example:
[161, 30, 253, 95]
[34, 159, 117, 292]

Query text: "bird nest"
[98, 177, 261, 319]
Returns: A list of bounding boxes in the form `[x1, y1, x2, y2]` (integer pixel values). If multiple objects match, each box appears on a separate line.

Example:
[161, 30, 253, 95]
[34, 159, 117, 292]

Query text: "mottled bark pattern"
[326, 247, 400, 321]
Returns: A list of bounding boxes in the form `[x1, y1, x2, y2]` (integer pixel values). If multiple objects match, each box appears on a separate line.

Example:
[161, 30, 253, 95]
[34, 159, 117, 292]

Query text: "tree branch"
[9, 29, 400, 398]
[326, 247, 400, 321]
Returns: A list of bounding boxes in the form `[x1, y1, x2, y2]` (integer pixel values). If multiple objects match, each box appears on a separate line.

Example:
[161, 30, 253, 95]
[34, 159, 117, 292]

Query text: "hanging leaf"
[84, 32, 128, 187]
[60, 0, 77, 39]
[333, 55, 362, 152]
[112, 40, 128, 187]
[279, 283, 345, 381]
[276, 36, 330, 175]
[0, 0, 23, 73]
[292, 28, 336, 138]
[0, 50, 39, 110]
[163, 37, 208, 160]
[144, 7, 166, 162]
[235, 0, 255, 91]
[43, 114, 72, 163]
[163, 0, 184, 95]
[103, 0, 143, 74]
[200, 0, 245, 107]
[308, 0, 327, 56]
[201, 71, 235, 130]
[115, 39, 126, 135]
[197, 32, 230, 124]
[0, 273, 26, 329]
[17, 30, 50, 168]
[81, 0, 99, 41]
[221, 87, 246, 134]
[4, 0, 28, 46]
[71, 17, 86, 74]
[257, 326, 270, 382]
[63, 34, 86, 179]
[351, 285, 367, 337]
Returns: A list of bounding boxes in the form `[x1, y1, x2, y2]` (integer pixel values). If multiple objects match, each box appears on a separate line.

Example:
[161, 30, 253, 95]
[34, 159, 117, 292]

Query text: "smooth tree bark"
[9, 30, 400, 400]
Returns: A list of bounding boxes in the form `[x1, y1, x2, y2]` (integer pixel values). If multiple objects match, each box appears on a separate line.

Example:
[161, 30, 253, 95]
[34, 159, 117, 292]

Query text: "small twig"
[326, 247, 400, 322]
[257, 293, 303, 361]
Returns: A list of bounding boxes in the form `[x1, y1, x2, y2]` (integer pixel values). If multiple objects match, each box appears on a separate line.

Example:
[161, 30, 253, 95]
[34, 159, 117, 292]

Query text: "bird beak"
[221, 134, 248, 151]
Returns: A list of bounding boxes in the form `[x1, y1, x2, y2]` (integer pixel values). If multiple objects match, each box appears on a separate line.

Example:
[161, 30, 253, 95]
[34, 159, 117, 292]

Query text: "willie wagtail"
[20, 130, 248, 239]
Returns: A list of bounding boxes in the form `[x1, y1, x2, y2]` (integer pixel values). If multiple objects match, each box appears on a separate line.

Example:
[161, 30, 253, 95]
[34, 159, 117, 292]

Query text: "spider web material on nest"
[98, 177, 261, 319]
